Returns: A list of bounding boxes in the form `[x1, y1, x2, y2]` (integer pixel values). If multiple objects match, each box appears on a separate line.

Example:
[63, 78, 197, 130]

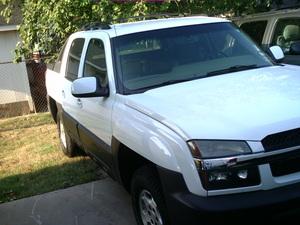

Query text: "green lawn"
[0, 113, 104, 203]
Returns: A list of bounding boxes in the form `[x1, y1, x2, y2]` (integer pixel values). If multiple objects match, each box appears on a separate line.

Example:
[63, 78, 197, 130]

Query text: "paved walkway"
[0, 178, 136, 225]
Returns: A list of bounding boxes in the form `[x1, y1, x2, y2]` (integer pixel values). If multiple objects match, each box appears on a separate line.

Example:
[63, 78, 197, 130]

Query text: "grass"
[0, 113, 104, 203]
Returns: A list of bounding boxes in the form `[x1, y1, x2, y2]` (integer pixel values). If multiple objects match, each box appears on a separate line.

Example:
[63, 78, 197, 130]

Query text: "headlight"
[188, 140, 260, 190]
[188, 140, 252, 159]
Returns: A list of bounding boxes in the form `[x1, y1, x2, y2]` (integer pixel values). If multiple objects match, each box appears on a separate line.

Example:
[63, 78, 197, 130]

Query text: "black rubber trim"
[47, 95, 58, 123]
[61, 110, 80, 143]
[77, 122, 113, 173]
[110, 136, 123, 183]
[62, 110, 117, 178]
[157, 166, 300, 225]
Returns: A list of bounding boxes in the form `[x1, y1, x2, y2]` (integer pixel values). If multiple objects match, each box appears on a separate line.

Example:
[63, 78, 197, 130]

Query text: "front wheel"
[131, 166, 169, 225]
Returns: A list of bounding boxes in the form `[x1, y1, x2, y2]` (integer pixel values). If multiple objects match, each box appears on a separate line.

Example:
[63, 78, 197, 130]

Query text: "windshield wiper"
[134, 78, 195, 92]
[206, 64, 261, 77]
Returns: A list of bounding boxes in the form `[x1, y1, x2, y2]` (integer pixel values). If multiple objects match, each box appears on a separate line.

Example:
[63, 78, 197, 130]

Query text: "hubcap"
[60, 120, 67, 148]
[139, 190, 163, 225]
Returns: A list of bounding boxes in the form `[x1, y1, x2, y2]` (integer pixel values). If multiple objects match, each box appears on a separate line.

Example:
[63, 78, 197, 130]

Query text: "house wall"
[0, 28, 34, 118]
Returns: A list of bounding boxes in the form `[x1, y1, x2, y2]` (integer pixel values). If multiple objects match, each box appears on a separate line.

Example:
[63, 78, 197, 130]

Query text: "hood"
[124, 65, 300, 141]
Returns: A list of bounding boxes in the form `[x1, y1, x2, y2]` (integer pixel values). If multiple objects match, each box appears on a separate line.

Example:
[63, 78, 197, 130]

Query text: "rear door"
[75, 32, 115, 169]
[61, 37, 86, 142]
[46, 42, 67, 105]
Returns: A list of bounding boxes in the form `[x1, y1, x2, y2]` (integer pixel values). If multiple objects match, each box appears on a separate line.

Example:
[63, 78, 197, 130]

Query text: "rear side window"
[53, 41, 67, 73]
[65, 38, 85, 81]
[83, 39, 108, 86]
[240, 21, 268, 45]
[271, 18, 300, 55]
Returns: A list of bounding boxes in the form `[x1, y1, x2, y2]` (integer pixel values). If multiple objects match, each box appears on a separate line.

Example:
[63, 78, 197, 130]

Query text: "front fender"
[112, 97, 206, 196]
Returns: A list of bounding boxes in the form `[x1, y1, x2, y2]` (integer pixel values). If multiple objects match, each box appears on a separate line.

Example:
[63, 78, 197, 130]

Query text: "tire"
[56, 113, 78, 157]
[131, 166, 169, 225]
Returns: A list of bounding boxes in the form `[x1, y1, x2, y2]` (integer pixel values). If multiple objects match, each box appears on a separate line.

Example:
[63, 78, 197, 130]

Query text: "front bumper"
[158, 166, 300, 225]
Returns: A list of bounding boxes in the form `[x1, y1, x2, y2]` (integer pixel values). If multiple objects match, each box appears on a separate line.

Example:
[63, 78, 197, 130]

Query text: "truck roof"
[80, 16, 229, 38]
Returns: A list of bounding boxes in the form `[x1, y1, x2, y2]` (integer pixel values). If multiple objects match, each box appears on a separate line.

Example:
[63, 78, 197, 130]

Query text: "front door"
[62, 37, 85, 142]
[76, 34, 115, 169]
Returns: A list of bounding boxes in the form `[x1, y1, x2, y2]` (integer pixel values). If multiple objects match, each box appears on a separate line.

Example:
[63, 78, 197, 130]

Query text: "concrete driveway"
[1, 177, 300, 225]
[0, 178, 136, 225]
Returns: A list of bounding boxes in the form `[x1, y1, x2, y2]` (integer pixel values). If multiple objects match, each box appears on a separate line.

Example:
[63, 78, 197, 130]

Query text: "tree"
[0, 0, 272, 63]
[1, 0, 171, 62]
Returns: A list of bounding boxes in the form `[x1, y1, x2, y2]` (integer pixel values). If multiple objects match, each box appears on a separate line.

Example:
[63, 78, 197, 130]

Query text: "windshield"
[113, 22, 273, 94]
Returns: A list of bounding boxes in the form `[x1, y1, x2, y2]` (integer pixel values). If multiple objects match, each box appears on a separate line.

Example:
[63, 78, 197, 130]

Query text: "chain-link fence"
[26, 60, 48, 113]
[0, 58, 49, 118]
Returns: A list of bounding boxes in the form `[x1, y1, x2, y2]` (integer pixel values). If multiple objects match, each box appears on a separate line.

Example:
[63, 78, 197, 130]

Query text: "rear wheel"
[56, 113, 78, 157]
[131, 166, 169, 225]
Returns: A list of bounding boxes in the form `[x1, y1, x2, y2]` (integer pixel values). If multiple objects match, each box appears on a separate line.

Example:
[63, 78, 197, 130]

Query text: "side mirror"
[71, 77, 109, 98]
[268, 46, 285, 63]
[290, 41, 300, 55]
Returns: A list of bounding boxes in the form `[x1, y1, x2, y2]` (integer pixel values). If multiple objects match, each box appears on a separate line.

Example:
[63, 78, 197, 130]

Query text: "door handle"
[62, 90, 65, 98]
[77, 98, 82, 108]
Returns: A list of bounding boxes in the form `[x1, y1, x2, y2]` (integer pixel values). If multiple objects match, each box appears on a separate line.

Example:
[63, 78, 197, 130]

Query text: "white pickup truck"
[46, 15, 300, 225]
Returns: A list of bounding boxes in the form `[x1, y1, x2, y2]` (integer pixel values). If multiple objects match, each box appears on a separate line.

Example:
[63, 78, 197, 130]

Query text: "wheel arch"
[47, 95, 59, 123]
[112, 136, 158, 192]
[111, 103, 205, 196]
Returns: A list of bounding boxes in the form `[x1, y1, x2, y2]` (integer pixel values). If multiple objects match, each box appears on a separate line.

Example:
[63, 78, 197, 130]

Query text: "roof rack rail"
[81, 22, 111, 31]
[114, 13, 191, 23]
[80, 13, 206, 31]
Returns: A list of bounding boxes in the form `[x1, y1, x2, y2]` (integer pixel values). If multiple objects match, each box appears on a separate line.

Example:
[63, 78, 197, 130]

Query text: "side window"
[53, 41, 67, 73]
[240, 21, 268, 45]
[65, 38, 85, 81]
[271, 18, 300, 55]
[83, 39, 108, 86]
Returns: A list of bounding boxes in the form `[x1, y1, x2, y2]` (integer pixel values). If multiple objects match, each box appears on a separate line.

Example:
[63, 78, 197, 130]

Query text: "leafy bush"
[0, 0, 272, 63]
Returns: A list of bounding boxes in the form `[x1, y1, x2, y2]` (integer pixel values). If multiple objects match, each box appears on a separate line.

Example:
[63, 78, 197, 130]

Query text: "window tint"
[272, 18, 300, 55]
[83, 39, 108, 86]
[65, 38, 85, 81]
[53, 41, 67, 73]
[240, 21, 268, 44]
